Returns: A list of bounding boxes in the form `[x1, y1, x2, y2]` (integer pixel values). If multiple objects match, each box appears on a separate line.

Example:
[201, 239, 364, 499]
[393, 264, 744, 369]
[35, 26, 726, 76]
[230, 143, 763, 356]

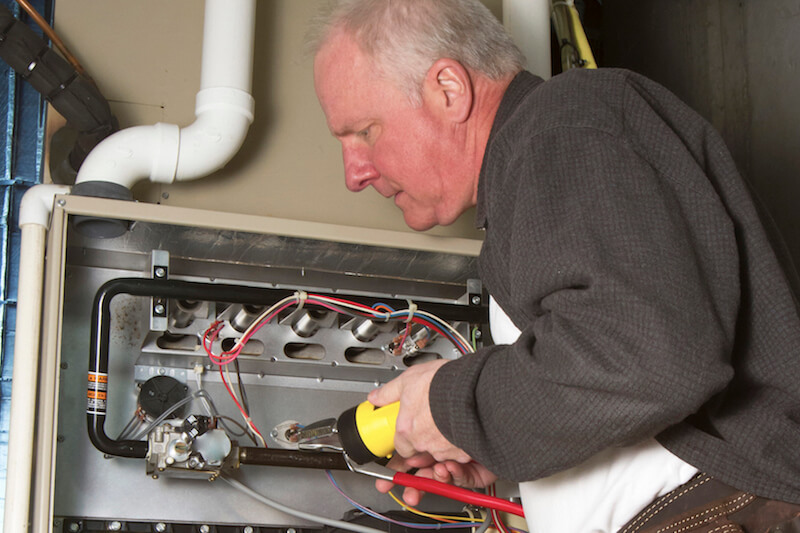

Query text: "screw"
[57, 435, 65, 443]
[471, 295, 481, 305]
[287, 529, 297, 533]
[243, 527, 254, 533]
[107, 521, 122, 531]
[474, 329, 482, 339]
[67, 522, 80, 533]
[154, 304, 166, 315]
[57, 199, 66, 207]
[61, 362, 69, 369]
[154, 524, 167, 533]
[270, 429, 279, 439]
[199, 525, 211, 533]
[155, 267, 166, 278]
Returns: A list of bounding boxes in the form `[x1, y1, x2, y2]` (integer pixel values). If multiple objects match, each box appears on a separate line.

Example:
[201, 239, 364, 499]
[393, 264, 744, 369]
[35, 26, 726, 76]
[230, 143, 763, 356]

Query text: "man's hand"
[367, 359, 498, 506]
[375, 453, 498, 506]
[367, 359, 470, 463]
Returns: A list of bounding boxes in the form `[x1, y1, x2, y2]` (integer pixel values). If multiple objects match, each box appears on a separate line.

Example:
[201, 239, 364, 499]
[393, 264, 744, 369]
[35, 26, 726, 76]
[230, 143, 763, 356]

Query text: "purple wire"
[324, 471, 475, 530]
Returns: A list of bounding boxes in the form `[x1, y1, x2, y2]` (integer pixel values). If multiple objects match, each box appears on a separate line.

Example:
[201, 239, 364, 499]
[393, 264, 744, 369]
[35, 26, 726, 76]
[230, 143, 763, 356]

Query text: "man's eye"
[357, 128, 370, 138]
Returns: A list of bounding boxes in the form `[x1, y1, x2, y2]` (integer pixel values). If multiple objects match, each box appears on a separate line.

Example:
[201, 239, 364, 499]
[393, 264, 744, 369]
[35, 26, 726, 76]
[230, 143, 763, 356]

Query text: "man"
[309, 1, 800, 531]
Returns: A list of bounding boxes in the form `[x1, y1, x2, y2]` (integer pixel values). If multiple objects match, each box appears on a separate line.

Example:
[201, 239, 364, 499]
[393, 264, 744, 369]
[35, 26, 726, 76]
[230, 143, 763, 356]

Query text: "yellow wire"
[387, 491, 483, 523]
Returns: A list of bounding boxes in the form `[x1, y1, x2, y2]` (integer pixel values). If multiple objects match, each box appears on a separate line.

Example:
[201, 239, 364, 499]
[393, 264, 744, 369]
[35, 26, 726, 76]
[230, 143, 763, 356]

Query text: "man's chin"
[403, 213, 437, 232]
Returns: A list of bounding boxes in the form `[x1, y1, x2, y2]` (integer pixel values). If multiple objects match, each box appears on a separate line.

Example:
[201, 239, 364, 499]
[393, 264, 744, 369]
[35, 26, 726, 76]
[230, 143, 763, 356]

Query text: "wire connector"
[295, 290, 308, 311]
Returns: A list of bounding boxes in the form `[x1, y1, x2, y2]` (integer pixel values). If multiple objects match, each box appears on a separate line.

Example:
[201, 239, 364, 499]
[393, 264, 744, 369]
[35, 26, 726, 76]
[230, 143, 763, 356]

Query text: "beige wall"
[49, 0, 504, 241]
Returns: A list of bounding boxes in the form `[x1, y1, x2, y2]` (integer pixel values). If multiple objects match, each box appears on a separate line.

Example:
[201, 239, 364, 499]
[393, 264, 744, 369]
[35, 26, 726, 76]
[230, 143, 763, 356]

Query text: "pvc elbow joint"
[173, 87, 255, 181]
[73, 87, 254, 189]
[74, 123, 180, 189]
[19, 184, 72, 229]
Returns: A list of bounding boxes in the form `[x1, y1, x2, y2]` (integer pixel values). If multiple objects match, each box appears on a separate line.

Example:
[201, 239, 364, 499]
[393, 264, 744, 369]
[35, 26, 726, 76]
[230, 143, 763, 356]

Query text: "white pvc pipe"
[75, 0, 256, 189]
[4, 184, 71, 533]
[503, 0, 552, 79]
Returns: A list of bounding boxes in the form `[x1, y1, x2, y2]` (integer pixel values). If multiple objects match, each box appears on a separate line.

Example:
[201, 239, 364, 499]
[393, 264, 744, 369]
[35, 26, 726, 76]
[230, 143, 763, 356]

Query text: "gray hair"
[308, 0, 525, 105]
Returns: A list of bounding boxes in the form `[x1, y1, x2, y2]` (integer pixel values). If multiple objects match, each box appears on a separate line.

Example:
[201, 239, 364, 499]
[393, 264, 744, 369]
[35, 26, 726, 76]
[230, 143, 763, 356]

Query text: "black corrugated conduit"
[0, 3, 118, 183]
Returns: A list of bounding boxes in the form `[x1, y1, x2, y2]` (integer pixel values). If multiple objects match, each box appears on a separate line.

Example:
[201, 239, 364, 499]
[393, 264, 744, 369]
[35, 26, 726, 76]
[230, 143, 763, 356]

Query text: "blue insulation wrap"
[0, 0, 52, 519]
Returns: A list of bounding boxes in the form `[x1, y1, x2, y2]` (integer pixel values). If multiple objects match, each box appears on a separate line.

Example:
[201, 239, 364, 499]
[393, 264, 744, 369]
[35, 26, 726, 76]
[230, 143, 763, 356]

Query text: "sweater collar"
[475, 70, 544, 229]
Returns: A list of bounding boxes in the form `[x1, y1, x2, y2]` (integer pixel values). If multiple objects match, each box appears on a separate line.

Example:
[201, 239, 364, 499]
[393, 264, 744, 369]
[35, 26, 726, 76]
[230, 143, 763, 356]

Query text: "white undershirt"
[489, 296, 699, 533]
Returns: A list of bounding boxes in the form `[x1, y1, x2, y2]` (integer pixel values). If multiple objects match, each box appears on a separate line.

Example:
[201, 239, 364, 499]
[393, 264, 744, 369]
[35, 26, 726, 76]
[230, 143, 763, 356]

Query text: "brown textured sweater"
[429, 69, 800, 503]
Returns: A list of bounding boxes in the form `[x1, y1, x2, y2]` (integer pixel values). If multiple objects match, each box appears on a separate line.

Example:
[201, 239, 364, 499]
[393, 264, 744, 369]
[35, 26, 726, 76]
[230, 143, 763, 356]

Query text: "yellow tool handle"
[355, 400, 399, 458]
[337, 400, 399, 464]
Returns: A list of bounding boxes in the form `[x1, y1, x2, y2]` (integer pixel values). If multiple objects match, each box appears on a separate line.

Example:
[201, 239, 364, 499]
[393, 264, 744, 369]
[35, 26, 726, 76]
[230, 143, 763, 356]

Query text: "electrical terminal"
[382, 326, 434, 357]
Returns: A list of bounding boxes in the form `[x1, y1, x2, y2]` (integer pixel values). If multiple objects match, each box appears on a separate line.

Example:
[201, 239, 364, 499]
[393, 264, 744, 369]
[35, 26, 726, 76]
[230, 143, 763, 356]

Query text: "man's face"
[314, 32, 469, 231]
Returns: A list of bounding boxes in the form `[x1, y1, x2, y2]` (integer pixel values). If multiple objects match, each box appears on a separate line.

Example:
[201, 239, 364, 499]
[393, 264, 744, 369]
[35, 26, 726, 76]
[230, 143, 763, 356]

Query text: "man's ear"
[423, 58, 473, 123]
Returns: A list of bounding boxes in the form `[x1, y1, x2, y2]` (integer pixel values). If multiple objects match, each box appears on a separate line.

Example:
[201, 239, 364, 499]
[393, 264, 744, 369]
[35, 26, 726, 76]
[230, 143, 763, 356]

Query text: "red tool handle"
[392, 471, 525, 517]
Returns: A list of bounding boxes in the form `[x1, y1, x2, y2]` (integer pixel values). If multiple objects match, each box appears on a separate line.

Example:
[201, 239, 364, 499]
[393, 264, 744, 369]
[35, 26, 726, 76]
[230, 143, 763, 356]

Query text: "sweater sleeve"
[430, 123, 741, 482]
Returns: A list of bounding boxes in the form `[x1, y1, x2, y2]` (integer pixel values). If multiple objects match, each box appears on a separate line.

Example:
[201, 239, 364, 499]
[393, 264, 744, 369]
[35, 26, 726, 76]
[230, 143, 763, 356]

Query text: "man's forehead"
[314, 32, 381, 134]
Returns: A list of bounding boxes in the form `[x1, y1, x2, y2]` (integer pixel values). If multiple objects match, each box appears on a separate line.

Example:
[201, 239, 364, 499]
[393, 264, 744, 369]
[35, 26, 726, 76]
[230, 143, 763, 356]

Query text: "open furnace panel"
[50, 204, 486, 532]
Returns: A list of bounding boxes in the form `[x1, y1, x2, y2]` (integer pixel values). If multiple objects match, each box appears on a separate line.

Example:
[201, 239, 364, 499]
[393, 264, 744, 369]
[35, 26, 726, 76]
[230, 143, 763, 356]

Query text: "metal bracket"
[150, 250, 170, 331]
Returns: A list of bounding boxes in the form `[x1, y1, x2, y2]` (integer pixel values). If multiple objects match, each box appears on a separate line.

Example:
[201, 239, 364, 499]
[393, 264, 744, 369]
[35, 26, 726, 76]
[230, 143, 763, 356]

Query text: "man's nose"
[343, 146, 379, 192]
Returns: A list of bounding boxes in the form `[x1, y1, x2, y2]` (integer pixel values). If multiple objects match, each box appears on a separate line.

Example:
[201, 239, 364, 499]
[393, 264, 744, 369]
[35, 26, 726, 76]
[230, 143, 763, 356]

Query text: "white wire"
[217, 293, 473, 359]
[414, 309, 474, 353]
[234, 295, 298, 350]
[223, 364, 267, 448]
[220, 476, 388, 533]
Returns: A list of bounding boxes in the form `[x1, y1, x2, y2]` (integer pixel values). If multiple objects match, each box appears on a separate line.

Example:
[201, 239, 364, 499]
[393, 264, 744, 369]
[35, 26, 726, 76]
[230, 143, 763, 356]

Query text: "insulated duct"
[0, 3, 119, 180]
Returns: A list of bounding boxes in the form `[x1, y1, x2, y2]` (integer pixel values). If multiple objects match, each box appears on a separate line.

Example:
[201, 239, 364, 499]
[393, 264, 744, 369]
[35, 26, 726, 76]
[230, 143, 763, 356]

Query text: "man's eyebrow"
[331, 123, 368, 138]
[331, 125, 355, 138]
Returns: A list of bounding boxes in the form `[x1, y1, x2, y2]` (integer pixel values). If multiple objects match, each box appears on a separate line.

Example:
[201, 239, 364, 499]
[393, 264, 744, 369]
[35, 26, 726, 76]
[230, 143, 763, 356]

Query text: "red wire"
[488, 484, 511, 533]
[309, 294, 380, 314]
[392, 472, 525, 517]
[409, 317, 470, 354]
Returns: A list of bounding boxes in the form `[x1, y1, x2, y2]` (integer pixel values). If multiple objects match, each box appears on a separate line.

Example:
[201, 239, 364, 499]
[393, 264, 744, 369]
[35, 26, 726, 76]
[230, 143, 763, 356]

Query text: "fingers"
[430, 447, 473, 464]
[367, 376, 402, 407]
[374, 477, 395, 494]
[442, 461, 470, 486]
[401, 486, 425, 506]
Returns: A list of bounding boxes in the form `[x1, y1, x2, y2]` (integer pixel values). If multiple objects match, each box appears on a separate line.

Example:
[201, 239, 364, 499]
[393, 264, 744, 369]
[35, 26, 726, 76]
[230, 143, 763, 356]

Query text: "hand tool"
[283, 400, 526, 518]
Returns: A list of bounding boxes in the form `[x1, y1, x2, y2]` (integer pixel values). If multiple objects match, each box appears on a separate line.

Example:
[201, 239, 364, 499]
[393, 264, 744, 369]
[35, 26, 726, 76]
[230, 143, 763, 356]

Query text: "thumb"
[368, 379, 402, 407]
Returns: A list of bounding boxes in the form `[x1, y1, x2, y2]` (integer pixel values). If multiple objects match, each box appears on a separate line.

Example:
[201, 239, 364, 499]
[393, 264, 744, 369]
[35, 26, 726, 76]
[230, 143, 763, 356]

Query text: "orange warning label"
[87, 390, 107, 400]
[88, 372, 108, 392]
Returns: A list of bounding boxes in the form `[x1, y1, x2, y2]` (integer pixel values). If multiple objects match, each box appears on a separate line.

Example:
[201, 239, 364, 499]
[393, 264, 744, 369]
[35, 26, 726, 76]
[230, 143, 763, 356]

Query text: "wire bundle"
[202, 292, 474, 364]
[204, 293, 517, 531]
[201, 291, 475, 447]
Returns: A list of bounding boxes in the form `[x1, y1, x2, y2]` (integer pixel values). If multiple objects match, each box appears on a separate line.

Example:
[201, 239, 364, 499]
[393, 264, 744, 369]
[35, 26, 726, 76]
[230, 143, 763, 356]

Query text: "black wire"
[217, 415, 259, 446]
[233, 358, 250, 415]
